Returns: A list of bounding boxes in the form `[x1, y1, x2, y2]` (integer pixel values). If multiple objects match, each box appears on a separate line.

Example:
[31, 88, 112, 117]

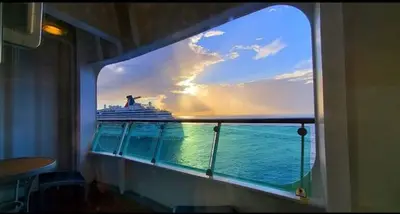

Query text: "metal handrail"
[97, 117, 315, 124]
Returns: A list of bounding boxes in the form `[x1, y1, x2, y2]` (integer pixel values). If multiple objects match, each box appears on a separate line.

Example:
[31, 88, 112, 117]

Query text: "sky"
[97, 5, 314, 117]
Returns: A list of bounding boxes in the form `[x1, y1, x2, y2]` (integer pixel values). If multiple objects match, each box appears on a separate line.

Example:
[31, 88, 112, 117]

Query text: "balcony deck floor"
[28, 185, 153, 213]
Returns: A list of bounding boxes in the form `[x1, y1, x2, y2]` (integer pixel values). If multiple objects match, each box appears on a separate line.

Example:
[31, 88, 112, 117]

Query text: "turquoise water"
[93, 122, 316, 193]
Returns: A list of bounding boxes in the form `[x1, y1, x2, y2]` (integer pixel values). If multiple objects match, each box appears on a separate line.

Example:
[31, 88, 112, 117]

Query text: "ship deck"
[28, 184, 155, 213]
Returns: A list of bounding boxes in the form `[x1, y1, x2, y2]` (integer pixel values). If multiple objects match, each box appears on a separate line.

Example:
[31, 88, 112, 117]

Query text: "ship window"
[96, 4, 315, 198]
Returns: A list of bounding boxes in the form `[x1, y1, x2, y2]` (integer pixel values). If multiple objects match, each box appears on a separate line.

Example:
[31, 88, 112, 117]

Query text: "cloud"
[107, 64, 125, 73]
[188, 33, 222, 57]
[170, 33, 227, 96]
[171, 78, 314, 116]
[237, 83, 245, 88]
[231, 44, 258, 51]
[274, 69, 313, 84]
[98, 39, 210, 103]
[273, 58, 313, 84]
[97, 35, 313, 115]
[231, 38, 287, 60]
[226, 51, 239, 59]
[172, 31, 243, 96]
[162, 93, 213, 115]
[190, 33, 203, 44]
[190, 56, 225, 74]
[97, 34, 312, 115]
[187, 30, 224, 54]
[138, 94, 167, 109]
[98, 42, 314, 115]
[172, 57, 224, 96]
[187, 31, 238, 62]
[253, 39, 287, 60]
[188, 39, 207, 55]
[268, 8, 277, 12]
[97, 6, 313, 116]
[294, 58, 312, 69]
[204, 30, 225, 38]
[98, 30, 231, 109]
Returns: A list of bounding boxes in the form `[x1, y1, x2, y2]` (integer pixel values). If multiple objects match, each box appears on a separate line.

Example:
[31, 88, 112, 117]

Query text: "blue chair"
[37, 171, 87, 212]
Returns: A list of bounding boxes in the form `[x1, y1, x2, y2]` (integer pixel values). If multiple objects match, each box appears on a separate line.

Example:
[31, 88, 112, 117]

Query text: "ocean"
[94, 115, 316, 193]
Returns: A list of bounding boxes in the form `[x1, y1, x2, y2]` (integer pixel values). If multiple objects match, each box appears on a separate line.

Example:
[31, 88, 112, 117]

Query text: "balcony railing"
[90, 117, 315, 198]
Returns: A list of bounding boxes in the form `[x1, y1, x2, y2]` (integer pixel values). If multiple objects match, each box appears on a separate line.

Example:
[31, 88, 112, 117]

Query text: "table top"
[0, 157, 57, 183]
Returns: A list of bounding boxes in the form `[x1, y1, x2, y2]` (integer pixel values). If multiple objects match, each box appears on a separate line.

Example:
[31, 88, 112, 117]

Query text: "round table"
[0, 157, 57, 213]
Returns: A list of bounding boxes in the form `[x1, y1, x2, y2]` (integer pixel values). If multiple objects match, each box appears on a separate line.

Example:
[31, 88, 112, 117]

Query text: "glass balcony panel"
[121, 122, 162, 161]
[157, 122, 216, 173]
[92, 122, 126, 154]
[213, 123, 316, 194]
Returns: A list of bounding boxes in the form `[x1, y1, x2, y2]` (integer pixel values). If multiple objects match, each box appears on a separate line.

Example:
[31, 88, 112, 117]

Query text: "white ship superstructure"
[97, 95, 173, 120]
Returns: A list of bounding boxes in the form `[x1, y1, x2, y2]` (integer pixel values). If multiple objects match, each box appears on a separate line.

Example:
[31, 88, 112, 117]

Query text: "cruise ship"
[97, 95, 174, 120]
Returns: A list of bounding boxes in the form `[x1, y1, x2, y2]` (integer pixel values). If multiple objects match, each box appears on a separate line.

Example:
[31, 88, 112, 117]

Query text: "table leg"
[14, 180, 23, 212]
[23, 176, 37, 213]
[15, 180, 19, 202]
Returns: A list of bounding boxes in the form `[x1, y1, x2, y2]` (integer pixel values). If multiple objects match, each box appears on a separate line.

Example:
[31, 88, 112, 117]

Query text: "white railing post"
[115, 123, 130, 156]
[296, 123, 308, 198]
[89, 123, 101, 151]
[206, 122, 221, 177]
[151, 123, 166, 164]
[117, 122, 130, 195]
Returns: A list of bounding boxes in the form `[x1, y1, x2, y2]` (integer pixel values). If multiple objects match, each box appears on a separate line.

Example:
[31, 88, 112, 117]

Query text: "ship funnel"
[125, 95, 142, 107]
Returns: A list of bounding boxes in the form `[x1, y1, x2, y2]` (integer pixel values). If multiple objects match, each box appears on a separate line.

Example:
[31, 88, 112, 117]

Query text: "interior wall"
[0, 36, 75, 201]
[78, 65, 97, 181]
[341, 3, 400, 212]
[0, 45, 56, 159]
[0, 39, 72, 165]
[316, 3, 352, 212]
[75, 28, 102, 181]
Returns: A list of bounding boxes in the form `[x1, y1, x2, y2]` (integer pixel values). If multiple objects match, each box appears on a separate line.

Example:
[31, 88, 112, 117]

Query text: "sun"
[182, 84, 198, 96]
[174, 75, 199, 96]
